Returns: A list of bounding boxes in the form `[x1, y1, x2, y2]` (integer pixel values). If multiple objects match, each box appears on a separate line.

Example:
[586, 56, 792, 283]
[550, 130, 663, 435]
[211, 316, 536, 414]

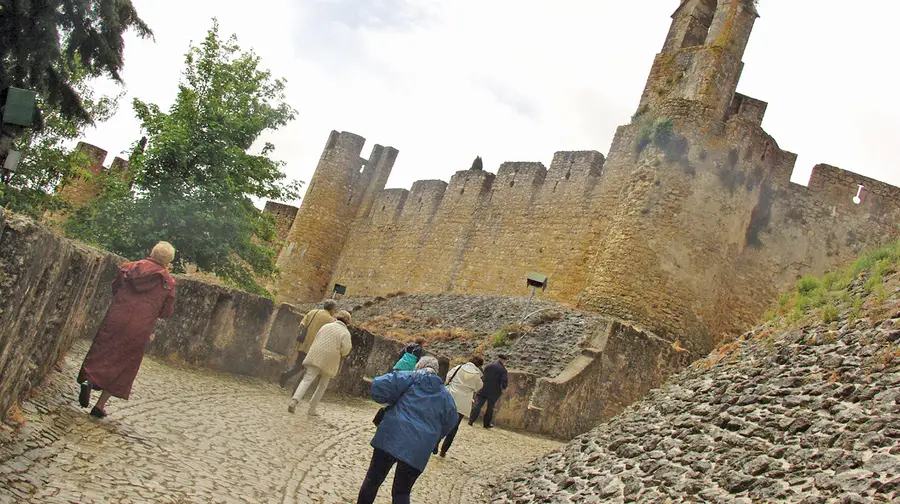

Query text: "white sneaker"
[288, 399, 298, 414]
[307, 409, 319, 417]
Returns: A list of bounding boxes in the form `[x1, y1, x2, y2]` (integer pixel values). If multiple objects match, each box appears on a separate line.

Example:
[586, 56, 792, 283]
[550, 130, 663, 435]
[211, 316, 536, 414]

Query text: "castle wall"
[276, 0, 900, 355]
[54, 142, 108, 209]
[328, 151, 606, 303]
[262, 201, 299, 254]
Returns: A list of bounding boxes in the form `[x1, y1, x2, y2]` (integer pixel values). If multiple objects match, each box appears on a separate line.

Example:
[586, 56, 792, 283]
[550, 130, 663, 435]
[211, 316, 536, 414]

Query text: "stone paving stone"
[0, 340, 560, 504]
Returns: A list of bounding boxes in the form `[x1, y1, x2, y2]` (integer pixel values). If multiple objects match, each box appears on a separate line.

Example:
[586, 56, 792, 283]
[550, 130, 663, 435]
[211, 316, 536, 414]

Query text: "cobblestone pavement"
[0, 340, 560, 504]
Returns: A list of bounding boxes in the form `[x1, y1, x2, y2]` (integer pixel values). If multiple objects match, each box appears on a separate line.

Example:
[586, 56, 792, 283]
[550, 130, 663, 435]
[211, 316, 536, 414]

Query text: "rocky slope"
[296, 293, 607, 378]
[491, 248, 900, 503]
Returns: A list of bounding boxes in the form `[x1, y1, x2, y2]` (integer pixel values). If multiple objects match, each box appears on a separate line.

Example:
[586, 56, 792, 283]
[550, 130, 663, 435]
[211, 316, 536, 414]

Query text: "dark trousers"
[281, 351, 307, 381]
[357, 448, 422, 504]
[434, 413, 465, 454]
[470, 395, 498, 426]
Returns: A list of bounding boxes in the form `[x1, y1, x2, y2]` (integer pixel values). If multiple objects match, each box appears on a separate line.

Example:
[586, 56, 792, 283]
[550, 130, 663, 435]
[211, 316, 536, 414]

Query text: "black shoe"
[439, 452, 447, 458]
[483, 424, 494, 429]
[467, 422, 474, 426]
[278, 373, 289, 388]
[432, 447, 439, 455]
[78, 381, 91, 408]
[90, 406, 107, 418]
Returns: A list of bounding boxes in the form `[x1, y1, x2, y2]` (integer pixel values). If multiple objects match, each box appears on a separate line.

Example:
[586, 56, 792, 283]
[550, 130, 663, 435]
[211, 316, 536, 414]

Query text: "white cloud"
[81, 0, 900, 208]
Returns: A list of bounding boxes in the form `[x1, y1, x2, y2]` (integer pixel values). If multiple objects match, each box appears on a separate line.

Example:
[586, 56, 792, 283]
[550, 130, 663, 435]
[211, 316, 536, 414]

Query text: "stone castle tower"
[270, 0, 899, 354]
[273, 132, 398, 302]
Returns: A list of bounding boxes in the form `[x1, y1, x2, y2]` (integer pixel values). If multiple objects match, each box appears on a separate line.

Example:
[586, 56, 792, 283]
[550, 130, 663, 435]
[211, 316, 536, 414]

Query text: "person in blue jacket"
[357, 356, 458, 504]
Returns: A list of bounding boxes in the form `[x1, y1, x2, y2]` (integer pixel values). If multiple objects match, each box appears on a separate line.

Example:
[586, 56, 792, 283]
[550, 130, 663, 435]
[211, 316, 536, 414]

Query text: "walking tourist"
[392, 337, 426, 371]
[357, 356, 458, 504]
[469, 354, 509, 429]
[287, 311, 353, 416]
[77, 241, 177, 418]
[279, 300, 337, 387]
[433, 355, 483, 457]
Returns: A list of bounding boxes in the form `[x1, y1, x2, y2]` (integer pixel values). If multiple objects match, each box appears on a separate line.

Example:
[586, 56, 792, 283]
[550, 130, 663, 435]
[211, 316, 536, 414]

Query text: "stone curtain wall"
[0, 208, 122, 421]
[307, 116, 899, 356]
[0, 210, 409, 425]
[328, 150, 605, 305]
[270, 0, 900, 356]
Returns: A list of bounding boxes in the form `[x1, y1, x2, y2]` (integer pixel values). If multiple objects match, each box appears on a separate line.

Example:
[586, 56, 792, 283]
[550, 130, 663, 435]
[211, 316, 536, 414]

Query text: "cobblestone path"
[0, 340, 560, 504]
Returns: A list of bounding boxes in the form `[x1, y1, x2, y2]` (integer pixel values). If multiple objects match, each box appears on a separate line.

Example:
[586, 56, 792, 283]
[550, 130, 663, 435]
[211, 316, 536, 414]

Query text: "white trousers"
[291, 365, 331, 411]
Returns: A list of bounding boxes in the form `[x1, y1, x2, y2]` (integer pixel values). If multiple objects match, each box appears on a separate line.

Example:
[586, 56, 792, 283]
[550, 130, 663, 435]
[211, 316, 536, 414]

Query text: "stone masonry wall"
[273, 132, 398, 303]
[276, 0, 900, 357]
[0, 209, 730, 440]
[0, 210, 410, 425]
[328, 151, 604, 305]
[0, 208, 121, 421]
[262, 201, 299, 255]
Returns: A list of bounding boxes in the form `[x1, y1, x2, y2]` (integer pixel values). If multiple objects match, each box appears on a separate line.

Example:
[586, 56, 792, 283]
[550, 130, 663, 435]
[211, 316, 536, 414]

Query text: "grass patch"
[764, 239, 899, 327]
[634, 112, 676, 154]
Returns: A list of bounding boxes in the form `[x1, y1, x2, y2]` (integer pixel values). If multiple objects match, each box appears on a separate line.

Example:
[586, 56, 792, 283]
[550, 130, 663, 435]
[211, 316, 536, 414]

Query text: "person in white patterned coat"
[288, 310, 352, 416]
[433, 355, 484, 457]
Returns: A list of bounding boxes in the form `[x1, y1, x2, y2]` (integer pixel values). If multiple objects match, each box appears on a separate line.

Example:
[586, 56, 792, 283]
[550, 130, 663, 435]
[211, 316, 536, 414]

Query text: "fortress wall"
[262, 201, 299, 253]
[730, 163, 900, 325]
[54, 142, 109, 210]
[329, 152, 608, 303]
[576, 117, 803, 352]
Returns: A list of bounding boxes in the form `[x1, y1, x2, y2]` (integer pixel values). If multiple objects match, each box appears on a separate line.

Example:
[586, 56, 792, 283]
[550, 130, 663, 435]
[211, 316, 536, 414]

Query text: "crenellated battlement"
[272, 2, 900, 350]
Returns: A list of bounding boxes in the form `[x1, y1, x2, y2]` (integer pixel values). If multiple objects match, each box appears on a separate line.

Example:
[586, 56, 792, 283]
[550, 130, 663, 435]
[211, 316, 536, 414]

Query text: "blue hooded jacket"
[370, 370, 459, 472]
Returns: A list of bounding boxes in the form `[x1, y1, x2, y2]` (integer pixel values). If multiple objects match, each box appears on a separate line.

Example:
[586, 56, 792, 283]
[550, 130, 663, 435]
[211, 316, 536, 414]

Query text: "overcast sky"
[83, 0, 900, 207]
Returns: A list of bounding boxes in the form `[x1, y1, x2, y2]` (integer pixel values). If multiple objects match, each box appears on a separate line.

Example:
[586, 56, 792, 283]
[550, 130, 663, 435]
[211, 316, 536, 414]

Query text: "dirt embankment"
[295, 293, 607, 378]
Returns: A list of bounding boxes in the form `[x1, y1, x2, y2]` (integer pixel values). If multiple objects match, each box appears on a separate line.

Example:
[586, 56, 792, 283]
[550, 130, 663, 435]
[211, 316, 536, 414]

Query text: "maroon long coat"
[77, 258, 176, 399]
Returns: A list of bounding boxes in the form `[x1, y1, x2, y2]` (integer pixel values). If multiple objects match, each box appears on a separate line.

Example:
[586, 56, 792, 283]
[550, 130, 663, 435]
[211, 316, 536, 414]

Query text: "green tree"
[0, 0, 151, 122]
[0, 58, 122, 218]
[470, 155, 483, 171]
[66, 20, 302, 296]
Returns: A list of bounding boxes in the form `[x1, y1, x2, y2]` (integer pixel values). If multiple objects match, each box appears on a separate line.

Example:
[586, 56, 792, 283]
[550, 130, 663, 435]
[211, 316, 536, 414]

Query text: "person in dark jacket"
[397, 337, 425, 362]
[357, 356, 458, 504]
[469, 354, 509, 428]
[77, 241, 177, 418]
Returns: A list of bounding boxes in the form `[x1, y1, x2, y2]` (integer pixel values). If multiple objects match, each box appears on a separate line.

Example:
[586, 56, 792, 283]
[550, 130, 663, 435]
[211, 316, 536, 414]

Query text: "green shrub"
[797, 276, 821, 295]
[490, 329, 510, 348]
[821, 304, 839, 324]
[777, 292, 792, 308]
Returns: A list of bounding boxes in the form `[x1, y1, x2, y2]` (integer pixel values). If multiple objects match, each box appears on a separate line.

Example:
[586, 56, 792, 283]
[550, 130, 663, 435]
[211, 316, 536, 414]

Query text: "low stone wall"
[0, 210, 700, 442]
[0, 210, 409, 423]
[490, 322, 698, 439]
[0, 209, 121, 420]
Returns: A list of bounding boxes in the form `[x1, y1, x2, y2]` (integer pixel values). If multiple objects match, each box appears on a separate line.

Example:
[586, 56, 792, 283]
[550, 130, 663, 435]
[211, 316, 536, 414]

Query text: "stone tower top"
[639, 0, 759, 122]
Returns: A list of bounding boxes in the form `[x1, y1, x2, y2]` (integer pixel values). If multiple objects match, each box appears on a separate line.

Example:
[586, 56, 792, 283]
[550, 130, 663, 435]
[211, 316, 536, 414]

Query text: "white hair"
[415, 355, 439, 372]
[150, 241, 175, 265]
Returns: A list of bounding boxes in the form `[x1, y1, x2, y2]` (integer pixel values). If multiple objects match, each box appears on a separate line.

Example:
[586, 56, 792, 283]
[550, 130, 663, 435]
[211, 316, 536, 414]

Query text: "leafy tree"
[0, 57, 122, 218]
[66, 20, 302, 296]
[0, 0, 151, 123]
[470, 155, 483, 171]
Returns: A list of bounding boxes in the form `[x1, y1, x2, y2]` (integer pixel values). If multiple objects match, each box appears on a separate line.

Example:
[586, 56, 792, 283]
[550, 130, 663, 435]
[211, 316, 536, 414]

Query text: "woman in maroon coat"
[77, 241, 177, 418]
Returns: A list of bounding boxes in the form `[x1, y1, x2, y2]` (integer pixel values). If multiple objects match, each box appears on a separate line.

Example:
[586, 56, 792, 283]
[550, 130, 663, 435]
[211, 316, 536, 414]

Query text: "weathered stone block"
[264, 303, 304, 356]
[328, 325, 375, 397]
[149, 277, 221, 365]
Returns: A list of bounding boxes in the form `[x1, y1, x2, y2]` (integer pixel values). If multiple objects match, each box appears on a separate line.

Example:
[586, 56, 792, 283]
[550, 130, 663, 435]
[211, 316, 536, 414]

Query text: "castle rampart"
[271, 1, 900, 353]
